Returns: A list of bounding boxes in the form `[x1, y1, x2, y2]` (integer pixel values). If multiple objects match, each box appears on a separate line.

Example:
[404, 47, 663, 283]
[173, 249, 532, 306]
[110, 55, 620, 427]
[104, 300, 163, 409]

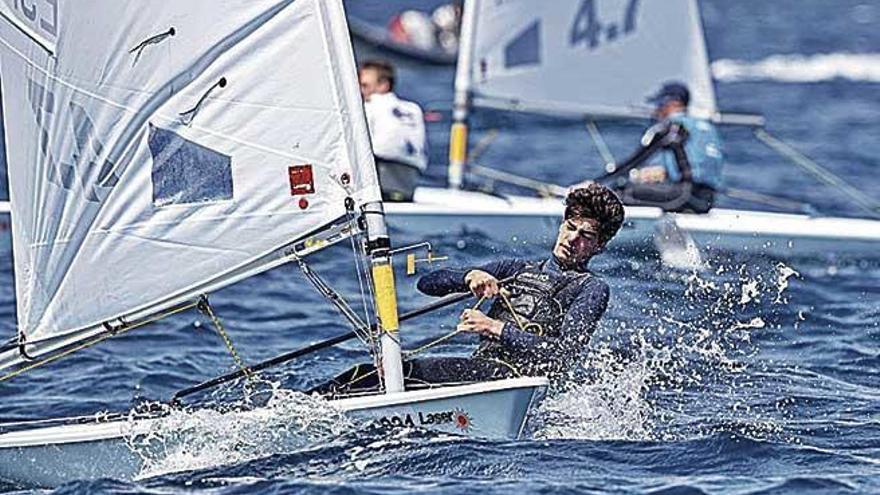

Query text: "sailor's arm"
[602, 121, 682, 184]
[416, 259, 526, 297]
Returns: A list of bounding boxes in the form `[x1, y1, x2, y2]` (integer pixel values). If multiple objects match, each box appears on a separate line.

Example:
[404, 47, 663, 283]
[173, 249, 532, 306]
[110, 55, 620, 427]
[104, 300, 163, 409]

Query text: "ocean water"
[1, 0, 879, 493]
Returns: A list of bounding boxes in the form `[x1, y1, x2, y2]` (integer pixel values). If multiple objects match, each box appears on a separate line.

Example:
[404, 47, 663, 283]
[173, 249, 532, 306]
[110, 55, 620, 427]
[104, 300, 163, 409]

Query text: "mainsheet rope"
[309, 284, 531, 394]
[403, 288, 540, 357]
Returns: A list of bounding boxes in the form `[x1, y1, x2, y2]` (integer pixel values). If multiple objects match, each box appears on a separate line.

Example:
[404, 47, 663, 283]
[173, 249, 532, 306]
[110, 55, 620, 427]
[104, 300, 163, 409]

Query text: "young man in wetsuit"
[609, 81, 724, 213]
[313, 183, 624, 396]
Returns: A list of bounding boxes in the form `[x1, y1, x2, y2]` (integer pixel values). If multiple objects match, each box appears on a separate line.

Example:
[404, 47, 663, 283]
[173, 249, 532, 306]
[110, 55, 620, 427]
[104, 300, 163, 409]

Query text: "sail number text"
[3, 0, 58, 37]
[570, 0, 640, 49]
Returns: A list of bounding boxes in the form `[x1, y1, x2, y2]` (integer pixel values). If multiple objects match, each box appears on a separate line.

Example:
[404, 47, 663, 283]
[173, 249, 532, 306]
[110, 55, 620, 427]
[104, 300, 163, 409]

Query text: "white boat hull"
[385, 187, 880, 257]
[0, 377, 546, 488]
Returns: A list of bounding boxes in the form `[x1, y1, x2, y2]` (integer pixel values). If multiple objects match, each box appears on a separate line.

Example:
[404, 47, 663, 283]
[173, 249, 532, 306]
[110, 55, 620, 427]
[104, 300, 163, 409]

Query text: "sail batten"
[464, 0, 718, 120]
[0, 0, 379, 347]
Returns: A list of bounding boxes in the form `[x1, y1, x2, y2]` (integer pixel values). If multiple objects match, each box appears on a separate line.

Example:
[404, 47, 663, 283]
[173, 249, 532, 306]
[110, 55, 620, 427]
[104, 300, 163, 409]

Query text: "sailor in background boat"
[313, 184, 623, 396]
[359, 59, 428, 201]
[609, 82, 725, 213]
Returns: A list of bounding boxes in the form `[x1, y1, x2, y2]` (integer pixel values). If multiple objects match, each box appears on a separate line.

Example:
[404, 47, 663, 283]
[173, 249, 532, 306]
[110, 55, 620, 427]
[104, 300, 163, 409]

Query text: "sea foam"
[712, 53, 880, 83]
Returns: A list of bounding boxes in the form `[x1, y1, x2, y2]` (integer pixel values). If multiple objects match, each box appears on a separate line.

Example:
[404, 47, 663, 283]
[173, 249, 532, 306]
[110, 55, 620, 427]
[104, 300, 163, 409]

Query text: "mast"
[446, 0, 479, 190]
[362, 201, 404, 393]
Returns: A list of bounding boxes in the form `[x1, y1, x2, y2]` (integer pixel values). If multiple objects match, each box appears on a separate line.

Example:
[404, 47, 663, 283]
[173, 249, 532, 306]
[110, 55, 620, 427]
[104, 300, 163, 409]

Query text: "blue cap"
[647, 81, 690, 107]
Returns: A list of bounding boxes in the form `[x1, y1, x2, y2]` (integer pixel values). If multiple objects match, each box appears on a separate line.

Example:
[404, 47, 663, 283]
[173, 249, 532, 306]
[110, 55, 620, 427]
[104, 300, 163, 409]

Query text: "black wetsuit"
[312, 257, 610, 397]
[607, 118, 717, 213]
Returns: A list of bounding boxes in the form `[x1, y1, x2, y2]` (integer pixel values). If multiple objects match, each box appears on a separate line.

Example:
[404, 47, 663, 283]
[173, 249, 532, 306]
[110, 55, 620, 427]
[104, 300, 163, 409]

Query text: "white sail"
[463, 0, 718, 119]
[0, 0, 378, 345]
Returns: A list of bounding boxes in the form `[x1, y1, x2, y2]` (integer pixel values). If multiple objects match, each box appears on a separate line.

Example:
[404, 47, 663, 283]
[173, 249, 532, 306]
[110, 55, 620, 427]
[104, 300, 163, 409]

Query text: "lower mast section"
[362, 201, 404, 393]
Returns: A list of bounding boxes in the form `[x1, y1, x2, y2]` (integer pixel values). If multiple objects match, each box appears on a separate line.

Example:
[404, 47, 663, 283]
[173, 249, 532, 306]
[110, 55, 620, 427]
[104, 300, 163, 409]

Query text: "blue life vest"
[660, 112, 724, 189]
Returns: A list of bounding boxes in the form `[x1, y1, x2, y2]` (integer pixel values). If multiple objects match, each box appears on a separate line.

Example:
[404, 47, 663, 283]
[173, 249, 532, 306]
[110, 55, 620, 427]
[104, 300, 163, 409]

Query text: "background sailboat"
[383, 0, 880, 259]
[0, 0, 545, 487]
[344, 0, 460, 66]
[348, 15, 458, 65]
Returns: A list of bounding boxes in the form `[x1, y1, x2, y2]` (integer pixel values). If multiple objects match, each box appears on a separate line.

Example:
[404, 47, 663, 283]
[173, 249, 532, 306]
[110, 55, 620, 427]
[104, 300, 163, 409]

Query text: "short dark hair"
[564, 183, 625, 245]
[360, 59, 395, 91]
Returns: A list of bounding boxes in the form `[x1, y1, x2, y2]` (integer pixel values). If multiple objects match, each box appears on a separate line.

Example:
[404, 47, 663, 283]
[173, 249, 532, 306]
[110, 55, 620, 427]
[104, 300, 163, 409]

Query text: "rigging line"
[754, 128, 880, 218]
[586, 120, 616, 168]
[0, 301, 198, 384]
[347, 210, 379, 358]
[720, 187, 817, 215]
[404, 296, 486, 357]
[356, 245, 379, 328]
[351, 227, 380, 359]
[293, 255, 373, 346]
[482, 357, 522, 377]
[197, 296, 253, 382]
[499, 291, 543, 335]
[402, 328, 462, 357]
[469, 129, 499, 163]
[400, 291, 522, 378]
[171, 283, 514, 401]
[469, 164, 569, 198]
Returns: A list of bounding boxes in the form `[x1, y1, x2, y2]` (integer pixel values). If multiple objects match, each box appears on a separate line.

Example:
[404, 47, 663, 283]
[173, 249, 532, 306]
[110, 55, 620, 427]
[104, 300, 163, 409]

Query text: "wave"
[711, 53, 880, 83]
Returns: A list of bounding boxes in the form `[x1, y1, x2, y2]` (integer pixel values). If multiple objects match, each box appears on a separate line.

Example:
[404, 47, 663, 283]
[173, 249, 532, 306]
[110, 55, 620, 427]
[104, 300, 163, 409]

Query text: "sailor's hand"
[464, 270, 501, 298]
[457, 309, 504, 339]
[630, 166, 667, 184]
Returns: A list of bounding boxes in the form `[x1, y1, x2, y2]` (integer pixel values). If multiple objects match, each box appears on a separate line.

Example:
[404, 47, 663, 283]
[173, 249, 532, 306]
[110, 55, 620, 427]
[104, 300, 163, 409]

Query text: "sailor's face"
[553, 216, 603, 268]
[358, 69, 388, 102]
[653, 100, 685, 120]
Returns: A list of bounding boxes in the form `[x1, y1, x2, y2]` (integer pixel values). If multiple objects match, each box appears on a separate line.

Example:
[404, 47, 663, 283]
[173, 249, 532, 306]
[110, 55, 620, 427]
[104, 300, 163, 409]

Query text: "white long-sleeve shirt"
[363, 92, 428, 171]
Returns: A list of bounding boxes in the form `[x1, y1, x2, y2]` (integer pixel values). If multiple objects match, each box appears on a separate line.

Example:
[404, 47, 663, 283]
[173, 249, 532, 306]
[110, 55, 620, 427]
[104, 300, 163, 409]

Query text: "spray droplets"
[534, 258, 806, 444]
[125, 383, 353, 480]
[774, 263, 801, 304]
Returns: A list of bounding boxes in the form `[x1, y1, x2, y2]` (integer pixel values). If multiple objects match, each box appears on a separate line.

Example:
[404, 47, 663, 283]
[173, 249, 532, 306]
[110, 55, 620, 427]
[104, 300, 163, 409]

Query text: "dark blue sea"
[1, 0, 879, 493]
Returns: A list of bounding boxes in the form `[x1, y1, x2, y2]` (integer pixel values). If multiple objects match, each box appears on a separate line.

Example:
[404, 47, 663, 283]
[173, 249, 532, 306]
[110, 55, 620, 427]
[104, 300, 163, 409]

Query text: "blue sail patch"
[504, 21, 541, 68]
[148, 124, 233, 207]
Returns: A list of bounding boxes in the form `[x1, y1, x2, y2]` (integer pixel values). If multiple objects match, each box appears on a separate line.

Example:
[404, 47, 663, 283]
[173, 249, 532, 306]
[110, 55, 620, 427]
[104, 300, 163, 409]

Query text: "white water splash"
[774, 263, 801, 304]
[126, 384, 353, 480]
[712, 53, 880, 83]
[535, 261, 802, 442]
[533, 346, 654, 441]
[739, 279, 761, 305]
[653, 217, 705, 271]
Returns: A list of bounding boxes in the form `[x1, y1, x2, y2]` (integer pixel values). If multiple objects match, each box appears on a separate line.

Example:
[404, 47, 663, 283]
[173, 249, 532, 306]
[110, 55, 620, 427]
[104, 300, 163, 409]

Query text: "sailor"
[358, 59, 428, 202]
[417, 182, 623, 378]
[312, 184, 624, 396]
[610, 81, 725, 213]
